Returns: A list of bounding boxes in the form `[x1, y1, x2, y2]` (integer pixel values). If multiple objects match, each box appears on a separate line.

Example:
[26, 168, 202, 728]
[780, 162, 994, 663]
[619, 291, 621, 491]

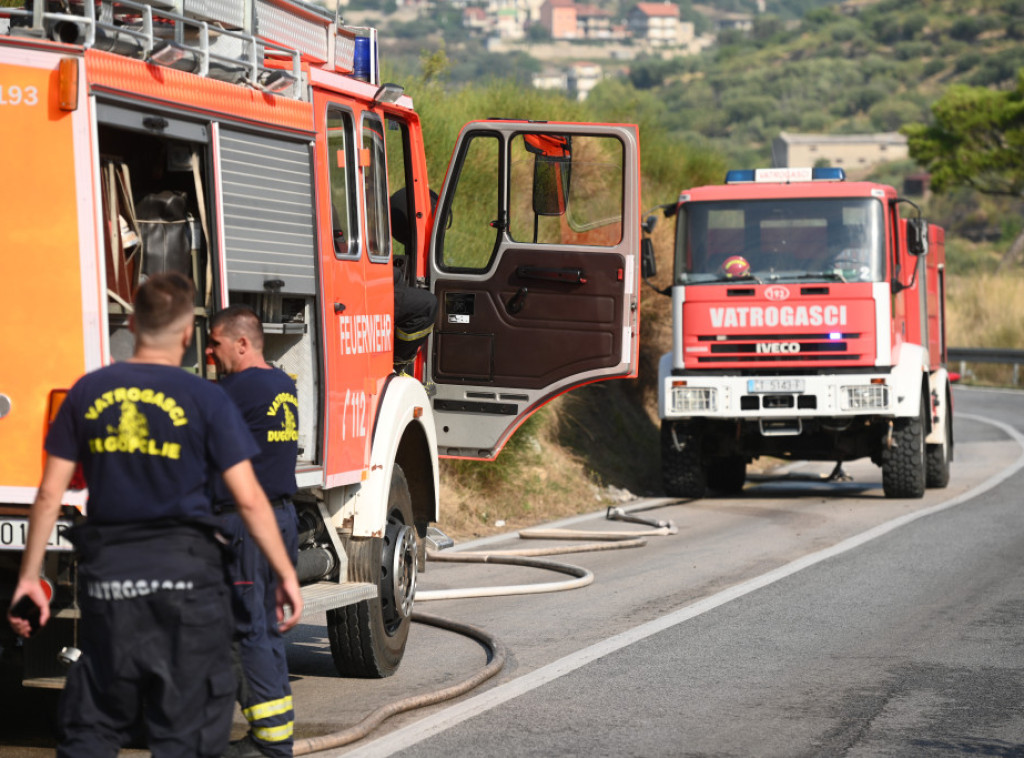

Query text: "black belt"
[214, 497, 291, 515]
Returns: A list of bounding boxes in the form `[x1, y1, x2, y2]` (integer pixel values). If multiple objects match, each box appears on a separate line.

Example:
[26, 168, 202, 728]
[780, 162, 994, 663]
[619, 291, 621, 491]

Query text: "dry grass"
[946, 273, 1024, 347]
[438, 380, 663, 542]
[946, 272, 1024, 387]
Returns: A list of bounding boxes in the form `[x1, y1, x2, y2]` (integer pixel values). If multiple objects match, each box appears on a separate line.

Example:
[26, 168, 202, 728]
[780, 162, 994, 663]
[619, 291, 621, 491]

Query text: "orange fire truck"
[645, 167, 951, 500]
[0, 0, 642, 686]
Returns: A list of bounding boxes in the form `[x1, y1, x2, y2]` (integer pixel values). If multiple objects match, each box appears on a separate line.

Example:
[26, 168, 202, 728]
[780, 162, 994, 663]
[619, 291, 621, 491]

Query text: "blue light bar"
[724, 169, 756, 183]
[811, 167, 846, 181]
[725, 167, 847, 184]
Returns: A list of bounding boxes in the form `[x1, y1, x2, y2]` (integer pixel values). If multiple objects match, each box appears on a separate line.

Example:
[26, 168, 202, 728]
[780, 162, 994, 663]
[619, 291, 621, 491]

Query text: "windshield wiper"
[768, 271, 847, 282]
[686, 272, 764, 285]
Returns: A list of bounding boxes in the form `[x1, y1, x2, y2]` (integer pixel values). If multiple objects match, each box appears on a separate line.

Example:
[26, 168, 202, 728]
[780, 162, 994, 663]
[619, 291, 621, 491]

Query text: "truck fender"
[890, 343, 927, 419]
[337, 375, 439, 538]
[925, 368, 952, 445]
[656, 351, 674, 418]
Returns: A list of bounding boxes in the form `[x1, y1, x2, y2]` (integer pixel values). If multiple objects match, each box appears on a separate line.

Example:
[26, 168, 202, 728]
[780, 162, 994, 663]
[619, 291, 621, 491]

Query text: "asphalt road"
[3, 386, 1023, 757]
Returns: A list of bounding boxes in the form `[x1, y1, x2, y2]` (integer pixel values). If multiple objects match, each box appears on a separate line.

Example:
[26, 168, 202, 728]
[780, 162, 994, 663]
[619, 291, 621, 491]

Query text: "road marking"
[347, 413, 1024, 758]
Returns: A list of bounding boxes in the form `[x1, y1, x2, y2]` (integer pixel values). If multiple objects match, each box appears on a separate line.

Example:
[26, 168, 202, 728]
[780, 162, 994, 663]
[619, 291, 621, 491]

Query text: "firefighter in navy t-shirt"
[206, 305, 300, 758]
[6, 272, 303, 758]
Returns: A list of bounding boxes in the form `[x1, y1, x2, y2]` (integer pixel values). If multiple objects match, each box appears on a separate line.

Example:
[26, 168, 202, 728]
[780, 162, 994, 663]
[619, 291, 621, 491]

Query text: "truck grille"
[693, 332, 864, 365]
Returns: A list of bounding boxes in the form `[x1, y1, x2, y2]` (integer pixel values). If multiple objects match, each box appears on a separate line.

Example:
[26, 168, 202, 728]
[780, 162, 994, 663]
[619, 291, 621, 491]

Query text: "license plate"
[747, 378, 806, 394]
[0, 518, 74, 551]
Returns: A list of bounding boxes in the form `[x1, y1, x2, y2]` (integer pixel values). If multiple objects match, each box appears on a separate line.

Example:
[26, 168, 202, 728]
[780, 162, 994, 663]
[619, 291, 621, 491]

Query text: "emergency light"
[725, 167, 846, 184]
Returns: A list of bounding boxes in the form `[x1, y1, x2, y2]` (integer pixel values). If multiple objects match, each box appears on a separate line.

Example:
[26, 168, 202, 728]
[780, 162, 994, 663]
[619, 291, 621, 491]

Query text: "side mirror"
[641, 237, 657, 279]
[642, 214, 658, 235]
[533, 158, 570, 216]
[907, 218, 928, 257]
[527, 133, 572, 217]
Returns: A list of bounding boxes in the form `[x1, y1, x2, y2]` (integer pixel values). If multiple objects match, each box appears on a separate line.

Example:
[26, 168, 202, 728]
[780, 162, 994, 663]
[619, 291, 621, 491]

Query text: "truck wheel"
[707, 456, 746, 495]
[926, 397, 952, 489]
[881, 398, 926, 499]
[661, 421, 706, 499]
[327, 465, 418, 678]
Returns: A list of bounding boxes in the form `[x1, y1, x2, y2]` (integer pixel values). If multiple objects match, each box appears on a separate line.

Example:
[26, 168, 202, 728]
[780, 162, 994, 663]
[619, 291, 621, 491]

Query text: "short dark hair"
[133, 273, 194, 336]
[210, 304, 264, 350]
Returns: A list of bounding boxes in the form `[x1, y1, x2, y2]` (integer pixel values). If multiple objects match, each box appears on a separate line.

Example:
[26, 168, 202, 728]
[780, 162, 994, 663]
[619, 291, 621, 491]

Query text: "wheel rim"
[381, 518, 417, 633]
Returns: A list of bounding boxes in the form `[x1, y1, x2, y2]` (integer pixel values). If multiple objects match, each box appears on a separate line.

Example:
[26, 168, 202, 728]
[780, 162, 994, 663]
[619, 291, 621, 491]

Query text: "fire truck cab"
[648, 167, 951, 500]
[0, 0, 642, 686]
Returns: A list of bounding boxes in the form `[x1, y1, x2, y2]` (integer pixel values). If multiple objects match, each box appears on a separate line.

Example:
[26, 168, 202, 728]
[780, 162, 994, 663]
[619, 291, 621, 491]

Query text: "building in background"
[772, 132, 909, 173]
[628, 2, 681, 47]
[541, 0, 578, 38]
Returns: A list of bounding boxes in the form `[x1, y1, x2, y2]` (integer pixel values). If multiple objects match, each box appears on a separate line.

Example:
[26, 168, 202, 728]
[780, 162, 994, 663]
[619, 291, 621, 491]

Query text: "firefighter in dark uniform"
[388, 187, 438, 374]
[206, 305, 300, 758]
[6, 272, 303, 758]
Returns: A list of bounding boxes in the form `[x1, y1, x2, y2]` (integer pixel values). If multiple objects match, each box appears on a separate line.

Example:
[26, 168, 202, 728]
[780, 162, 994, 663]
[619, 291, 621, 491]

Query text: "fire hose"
[292, 499, 679, 755]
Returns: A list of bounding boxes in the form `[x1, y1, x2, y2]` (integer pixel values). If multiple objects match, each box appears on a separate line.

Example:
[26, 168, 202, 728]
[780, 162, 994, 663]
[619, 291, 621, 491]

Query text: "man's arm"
[8, 455, 76, 637]
[221, 460, 303, 631]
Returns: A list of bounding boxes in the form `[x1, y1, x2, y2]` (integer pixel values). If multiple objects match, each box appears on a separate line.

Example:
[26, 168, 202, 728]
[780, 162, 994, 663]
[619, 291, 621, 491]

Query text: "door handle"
[516, 265, 586, 285]
[506, 287, 528, 315]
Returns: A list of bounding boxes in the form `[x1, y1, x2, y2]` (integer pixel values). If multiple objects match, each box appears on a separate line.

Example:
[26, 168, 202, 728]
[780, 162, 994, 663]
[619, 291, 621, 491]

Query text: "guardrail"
[949, 347, 1024, 385]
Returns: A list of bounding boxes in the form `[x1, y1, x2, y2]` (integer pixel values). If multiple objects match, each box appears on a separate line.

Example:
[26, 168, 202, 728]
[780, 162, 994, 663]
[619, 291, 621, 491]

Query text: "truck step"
[299, 580, 377, 619]
[426, 525, 454, 551]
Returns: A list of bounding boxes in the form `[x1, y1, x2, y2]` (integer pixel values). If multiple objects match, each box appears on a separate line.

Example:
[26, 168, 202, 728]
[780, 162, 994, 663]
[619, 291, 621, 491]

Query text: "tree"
[902, 69, 1024, 269]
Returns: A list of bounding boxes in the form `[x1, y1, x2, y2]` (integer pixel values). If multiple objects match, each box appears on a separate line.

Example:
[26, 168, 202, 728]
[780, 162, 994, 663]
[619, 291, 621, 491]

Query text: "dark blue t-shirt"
[46, 362, 258, 524]
[212, 366, 298, 505]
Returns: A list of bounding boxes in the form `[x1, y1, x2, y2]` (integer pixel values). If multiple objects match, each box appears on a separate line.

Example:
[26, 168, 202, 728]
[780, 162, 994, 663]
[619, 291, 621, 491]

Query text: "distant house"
[533, 61, 603, 101]
[541, 0, 578, 39]
[628, 2, 680, 47]
[902, 172, 931, 197]
[715, 11, 754, 33]
[576, 4, 612, 39]
[772, 131, 909, 172]
[567, 60, 602, 100]
[462, 6, 490, 31]
[532, 68, 569, 91]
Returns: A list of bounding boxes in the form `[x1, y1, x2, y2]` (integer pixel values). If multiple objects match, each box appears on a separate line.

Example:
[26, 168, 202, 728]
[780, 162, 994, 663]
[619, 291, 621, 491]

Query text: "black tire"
[707, 456, 746, 495]
[661, 421, 706, 499]
[882, 397, 926, 499]
[327, 465, 418, 678]
[926, 395, 952, 489]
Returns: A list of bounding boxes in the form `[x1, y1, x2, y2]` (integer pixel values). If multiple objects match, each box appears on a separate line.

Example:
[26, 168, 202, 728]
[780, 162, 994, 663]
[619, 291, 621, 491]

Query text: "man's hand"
[275, 574, 303, 632]
[11, 455, 75, 639]
[7, 580, 50, 638]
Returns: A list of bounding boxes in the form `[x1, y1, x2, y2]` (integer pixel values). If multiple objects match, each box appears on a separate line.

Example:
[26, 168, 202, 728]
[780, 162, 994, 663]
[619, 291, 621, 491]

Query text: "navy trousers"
[219, 504, 299, 757]
[58, 520, 235, 757]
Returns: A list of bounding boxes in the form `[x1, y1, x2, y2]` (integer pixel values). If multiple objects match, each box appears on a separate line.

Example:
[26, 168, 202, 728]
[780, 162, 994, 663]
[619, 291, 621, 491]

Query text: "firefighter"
[6, 272, 302, 758]
[389, 187, 438, 373]
[206, 305, 300, 758]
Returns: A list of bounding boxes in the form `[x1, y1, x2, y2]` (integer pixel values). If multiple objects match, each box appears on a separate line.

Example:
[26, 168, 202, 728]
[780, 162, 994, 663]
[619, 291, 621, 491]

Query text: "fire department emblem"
[764, 285, 791, 301]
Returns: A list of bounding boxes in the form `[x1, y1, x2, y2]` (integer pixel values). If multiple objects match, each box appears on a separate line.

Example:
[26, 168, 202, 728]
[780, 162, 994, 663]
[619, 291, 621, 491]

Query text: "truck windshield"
[674, 197, 885, 285]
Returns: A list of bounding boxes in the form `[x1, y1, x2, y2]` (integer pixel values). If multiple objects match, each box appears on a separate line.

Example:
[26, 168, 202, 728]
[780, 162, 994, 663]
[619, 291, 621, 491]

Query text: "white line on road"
[345, 413, 1024, 758]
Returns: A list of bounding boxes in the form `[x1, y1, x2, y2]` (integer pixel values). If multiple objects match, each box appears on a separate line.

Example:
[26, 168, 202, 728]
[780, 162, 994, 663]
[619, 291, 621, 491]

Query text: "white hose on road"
[417, 501, 679, 602]
[294, 499, 681, 753]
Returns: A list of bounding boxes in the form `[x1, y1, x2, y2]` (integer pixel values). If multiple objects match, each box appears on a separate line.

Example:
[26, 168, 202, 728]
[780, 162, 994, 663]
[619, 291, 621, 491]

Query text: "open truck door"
[426, 122, 641, 459]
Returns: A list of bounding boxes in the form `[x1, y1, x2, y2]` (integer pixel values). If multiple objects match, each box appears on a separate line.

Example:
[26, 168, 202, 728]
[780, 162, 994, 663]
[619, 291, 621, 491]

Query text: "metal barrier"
[949, 347, 1024, 385]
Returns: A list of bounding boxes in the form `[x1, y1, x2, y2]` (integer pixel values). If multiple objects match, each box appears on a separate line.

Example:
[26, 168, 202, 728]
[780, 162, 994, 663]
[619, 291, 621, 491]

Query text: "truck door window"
[327, 107, 358, 260]
[437, 132, 500, 271]
[362, 113, 390, 263]
[508, 132, 623, 247]
[385, 115, 414, 258]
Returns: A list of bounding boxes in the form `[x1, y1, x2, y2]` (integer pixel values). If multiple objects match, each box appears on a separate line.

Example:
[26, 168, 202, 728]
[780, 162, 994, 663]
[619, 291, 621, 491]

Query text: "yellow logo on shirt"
[267, 392, 299, 443]
[85, 395, 183, 459]
[84, 387, 189, 427]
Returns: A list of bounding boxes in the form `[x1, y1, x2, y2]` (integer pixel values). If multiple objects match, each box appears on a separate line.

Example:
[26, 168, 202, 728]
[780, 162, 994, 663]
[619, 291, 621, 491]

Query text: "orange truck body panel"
[1, 50, 93, 502]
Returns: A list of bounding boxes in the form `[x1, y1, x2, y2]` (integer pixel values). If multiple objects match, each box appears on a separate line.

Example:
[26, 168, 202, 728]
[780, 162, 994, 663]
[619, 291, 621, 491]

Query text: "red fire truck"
[646, 167, 951, 500]
[0, 0, 642, 686]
